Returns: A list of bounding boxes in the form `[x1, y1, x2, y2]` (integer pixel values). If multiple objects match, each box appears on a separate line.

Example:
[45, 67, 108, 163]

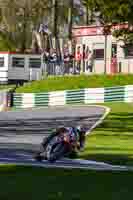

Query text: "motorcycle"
[34, 131, 78, 162]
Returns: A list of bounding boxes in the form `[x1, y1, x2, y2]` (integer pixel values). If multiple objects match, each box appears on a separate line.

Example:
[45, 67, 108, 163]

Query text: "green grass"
[0, 85, 15, 90]
[0, 165, 133, 200]
[16, 74, 133, 93]
[79, 102, 133, 166]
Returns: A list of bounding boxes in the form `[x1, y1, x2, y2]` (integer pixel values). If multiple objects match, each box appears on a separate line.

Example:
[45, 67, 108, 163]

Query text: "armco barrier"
[13, 85, 133, 109]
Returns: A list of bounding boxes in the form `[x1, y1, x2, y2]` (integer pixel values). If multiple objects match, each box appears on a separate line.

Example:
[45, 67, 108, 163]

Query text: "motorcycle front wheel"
[47, 142, 70, 162]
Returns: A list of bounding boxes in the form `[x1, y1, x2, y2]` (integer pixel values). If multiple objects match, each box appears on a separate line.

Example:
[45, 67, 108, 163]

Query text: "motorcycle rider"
[35, 126, 86, 161]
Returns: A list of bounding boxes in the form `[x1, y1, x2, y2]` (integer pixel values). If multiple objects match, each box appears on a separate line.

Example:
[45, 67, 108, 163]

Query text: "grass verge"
[80, 102, 133, 166]
[0, 84, 15, 90]
[16, 74, 133, 93]
[0, 165, 133, 200]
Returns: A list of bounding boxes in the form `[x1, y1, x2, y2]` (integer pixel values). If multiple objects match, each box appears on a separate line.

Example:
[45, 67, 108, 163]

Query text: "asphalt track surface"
[0, 105, 107, 150]
[0, 105, 130, 171]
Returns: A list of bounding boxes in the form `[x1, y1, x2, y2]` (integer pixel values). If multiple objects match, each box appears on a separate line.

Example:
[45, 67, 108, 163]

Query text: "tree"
[82, 0, 97, 25]
[89, 0, 133, 45]
[0, 0, 51, 52]
[67, 0, 74, 40]
[0, 0, 98, 51]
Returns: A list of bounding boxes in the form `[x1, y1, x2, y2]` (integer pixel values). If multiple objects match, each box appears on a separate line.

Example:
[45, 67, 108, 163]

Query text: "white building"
[0, 52, 44, 84]
[72, 24, 133, 74]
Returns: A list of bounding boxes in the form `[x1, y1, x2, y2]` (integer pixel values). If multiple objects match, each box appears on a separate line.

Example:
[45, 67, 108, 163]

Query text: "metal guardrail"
[43, 60, 82, 76]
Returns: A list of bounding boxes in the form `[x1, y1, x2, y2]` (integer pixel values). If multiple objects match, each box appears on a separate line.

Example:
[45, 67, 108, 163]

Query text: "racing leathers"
[39, 126, 86, 154]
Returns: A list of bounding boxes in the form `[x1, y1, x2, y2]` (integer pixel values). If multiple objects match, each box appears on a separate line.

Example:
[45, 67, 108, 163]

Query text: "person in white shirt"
[85, 47, 93, 74]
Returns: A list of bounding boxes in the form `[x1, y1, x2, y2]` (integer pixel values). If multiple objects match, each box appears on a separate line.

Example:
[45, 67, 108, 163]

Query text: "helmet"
[76, 126, 86, 134]
[76, 125, 81, 132]
[56, 126, 68, 134]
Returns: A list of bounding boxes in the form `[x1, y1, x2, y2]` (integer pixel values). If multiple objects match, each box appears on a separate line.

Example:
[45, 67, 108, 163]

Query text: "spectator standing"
[75, 46, 82, 74]
[48, 48, 57, 75]
[63, 44, 71, 74]
[41, 50, 49, 77]
[85, 47, 93, 74]
[83, 44, 86, 72]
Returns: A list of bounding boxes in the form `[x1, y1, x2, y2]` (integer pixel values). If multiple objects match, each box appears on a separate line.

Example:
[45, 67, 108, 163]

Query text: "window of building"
[12, 57, 25, 68]
[93, 43, 104, 60]
[29, 58, 41, 68]
[124, 45, 133, 58]
[112, 44, 117, 58]
[0, 57, 4, 67]
[93, 49, 104, 59]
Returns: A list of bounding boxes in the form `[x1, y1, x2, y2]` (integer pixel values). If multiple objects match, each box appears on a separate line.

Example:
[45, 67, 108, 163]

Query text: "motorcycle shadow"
[65, 151, 78, 159]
